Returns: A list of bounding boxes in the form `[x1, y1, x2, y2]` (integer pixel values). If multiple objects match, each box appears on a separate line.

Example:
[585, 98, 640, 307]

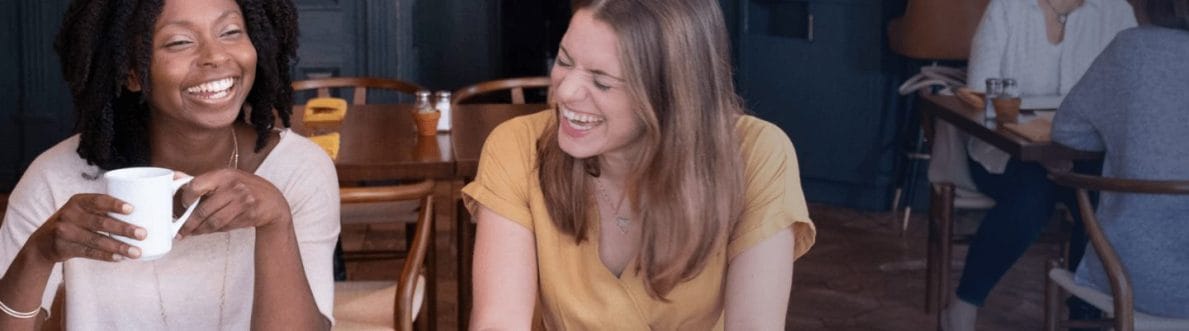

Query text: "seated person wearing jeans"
[939, 0, 1136, 330]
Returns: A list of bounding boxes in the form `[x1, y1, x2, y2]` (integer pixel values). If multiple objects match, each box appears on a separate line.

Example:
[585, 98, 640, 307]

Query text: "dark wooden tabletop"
[918, 92, 1101, 162]
[451, 103, 551, 178]
[291, 104, 454, 182]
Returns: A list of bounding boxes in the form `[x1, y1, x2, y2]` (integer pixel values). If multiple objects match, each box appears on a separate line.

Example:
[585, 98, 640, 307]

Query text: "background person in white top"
[938, 0, 1135, 330]
[0, 0, 339, 329]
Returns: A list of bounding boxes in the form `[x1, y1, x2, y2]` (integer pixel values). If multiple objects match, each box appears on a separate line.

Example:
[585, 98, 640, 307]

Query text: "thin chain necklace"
[154, 128, 237, 328]
[228, 128, 240, 170]
[594, 177, 631, 234]
[1044, 0, 1080, 27]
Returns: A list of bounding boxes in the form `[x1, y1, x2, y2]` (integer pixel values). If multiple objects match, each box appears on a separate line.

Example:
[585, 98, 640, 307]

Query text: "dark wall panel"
[735, 0, 907, 210]
[1, 1, 20, 191]
[2, 1, 72, 192]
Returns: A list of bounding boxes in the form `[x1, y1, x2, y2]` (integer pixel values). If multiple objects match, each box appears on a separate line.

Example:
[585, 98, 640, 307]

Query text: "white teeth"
[185, 78, 235, 94]
[561, 108, 605, 130]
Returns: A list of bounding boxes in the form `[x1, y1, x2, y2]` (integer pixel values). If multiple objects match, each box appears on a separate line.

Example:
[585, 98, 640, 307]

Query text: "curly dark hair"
[55, 0, 299, 170]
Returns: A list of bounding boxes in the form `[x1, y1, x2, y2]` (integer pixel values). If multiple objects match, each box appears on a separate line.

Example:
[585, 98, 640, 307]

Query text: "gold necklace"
[152, 235, 232, 328]
[594, 177, 631, 234]
[228, 128, 239, 170]
[153, 128, 237, 328]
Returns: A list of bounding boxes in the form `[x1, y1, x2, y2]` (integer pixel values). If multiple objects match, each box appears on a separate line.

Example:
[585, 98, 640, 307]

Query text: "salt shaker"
[984, 78, 1003, 121]
[415, 90, 433, 113]
[999, 79, 1019, 99]
[434, 91, 452, 131]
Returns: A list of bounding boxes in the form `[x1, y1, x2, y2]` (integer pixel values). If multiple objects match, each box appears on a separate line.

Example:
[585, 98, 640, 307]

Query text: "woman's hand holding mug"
[173, 168, 293, 238]
[26, 194, 145, 263]
[28, 167, 200, 263]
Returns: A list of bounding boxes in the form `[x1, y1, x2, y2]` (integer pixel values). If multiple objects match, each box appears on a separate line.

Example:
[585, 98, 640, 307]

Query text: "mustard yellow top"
[462, 110, 816, 330]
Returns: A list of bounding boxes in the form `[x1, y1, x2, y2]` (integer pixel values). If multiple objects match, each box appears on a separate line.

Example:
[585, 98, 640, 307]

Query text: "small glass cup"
[993, 97, 1022, 124]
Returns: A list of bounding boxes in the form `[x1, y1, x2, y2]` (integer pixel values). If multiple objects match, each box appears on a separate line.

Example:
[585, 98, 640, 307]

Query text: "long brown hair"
[538, 0, 745, 299]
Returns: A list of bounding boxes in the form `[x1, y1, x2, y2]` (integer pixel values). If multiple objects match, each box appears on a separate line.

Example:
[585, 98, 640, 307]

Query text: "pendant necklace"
[594, 177, 631, 234]
[153, 128, 237, 328]
[1045, 0, 1078, 27]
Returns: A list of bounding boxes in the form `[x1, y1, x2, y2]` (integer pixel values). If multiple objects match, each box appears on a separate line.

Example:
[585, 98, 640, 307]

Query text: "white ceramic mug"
[104, 167, 201, 260]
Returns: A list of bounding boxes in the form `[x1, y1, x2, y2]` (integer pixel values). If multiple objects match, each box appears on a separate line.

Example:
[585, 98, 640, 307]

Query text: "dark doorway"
[498, 0, 571, 78]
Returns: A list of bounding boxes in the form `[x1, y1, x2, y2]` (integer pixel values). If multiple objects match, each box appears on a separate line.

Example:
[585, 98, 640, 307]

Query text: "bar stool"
[885, 0, 992, 320]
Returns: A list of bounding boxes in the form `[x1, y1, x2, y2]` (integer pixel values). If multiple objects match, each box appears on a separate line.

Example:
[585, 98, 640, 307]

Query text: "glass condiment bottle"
[984, 78, 1003, 121]
[434, 91, 452, 131]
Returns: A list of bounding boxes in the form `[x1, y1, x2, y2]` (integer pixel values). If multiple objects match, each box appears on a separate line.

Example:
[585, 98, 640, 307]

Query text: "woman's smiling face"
[142, 0, 257, 130]
[551, 9, 644, 160]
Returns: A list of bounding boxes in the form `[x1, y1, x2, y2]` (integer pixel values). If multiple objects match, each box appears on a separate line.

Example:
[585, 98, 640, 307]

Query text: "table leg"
[926, 183, 955, 325]
[430, 180, 460, 331]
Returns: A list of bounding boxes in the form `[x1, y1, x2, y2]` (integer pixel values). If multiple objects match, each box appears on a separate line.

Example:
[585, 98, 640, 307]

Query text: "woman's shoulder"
[23, 135, 99, 181]
[735, 115, 793, 149]
[1086, 0, 1135, 14]
[486, 109, 555, 147]
[735, 115, 798, 169]
[256, 129, 337, 178]
[986, 0, 1035, 15]
[1114, 26, 1189, 49]
[8, 135, 101, 215]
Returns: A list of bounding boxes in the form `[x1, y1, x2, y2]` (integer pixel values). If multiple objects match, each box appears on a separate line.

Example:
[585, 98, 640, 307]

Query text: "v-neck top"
[462, 110, 816, 330]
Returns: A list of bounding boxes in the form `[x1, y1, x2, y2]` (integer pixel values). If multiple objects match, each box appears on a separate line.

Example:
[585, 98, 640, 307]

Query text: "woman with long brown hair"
[463, 0, 816, 329]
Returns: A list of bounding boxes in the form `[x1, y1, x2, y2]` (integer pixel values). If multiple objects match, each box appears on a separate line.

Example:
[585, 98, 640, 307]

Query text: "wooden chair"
[333, 180, 434, 331]
[885, 0, 1001, 318]
[1044, 171, 1189, 331]
[452, 76, 550, 105]
[887, 0, 992, 234]
[887, 0, 988, 61]
[296, 101, 433, 330]
[292, 77, 424, 105]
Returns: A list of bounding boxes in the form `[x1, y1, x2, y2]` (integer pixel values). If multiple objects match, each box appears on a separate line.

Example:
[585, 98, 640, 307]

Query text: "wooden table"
[449, 103, 549, 331]
[917, 92, 1101, 162]
[292, 104, 454, 181]
[916, 92, 1101, 319]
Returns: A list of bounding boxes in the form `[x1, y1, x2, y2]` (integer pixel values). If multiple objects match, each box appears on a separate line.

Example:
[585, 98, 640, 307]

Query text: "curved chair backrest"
[339, 179, 435, 331]
[453, 76, 551, 105]
[887, 0, 989, 60]
[292, 77, 424, 105]
[1047, 171, 1189, 331]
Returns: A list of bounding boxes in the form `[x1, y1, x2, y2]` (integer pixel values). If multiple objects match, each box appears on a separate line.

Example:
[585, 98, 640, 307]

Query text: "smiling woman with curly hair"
[0, 0, 339, 329]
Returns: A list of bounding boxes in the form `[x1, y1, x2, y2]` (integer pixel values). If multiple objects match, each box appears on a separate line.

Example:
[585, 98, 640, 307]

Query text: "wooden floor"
[344, 203, 1058, 331]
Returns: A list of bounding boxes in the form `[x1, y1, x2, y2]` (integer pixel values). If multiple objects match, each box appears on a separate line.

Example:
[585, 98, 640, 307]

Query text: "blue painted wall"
[730, 0, 912, 210]
[0, 0, 503, 191]
[4, 0, 918, 212]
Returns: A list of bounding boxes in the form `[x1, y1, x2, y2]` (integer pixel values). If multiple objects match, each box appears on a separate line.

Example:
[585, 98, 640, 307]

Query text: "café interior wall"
[0, 0, 501, 192]
[726, 0, 915, 211]
[2, 0, 923, 213]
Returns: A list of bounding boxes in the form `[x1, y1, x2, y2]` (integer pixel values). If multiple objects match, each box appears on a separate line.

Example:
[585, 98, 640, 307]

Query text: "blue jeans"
[954, 157, 1098, 306]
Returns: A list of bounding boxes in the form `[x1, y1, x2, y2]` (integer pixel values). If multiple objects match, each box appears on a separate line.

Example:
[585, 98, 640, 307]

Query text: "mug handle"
[169, 176, 201, 237]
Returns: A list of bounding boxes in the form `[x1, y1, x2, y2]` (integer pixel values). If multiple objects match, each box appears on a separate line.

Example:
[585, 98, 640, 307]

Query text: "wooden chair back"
[453, 76, 550, 105]
[1046, 171, 1189, 331]
[887, 0, 989, 60]
[292, 77, 423, 105]
[339, 180, 435, 331]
